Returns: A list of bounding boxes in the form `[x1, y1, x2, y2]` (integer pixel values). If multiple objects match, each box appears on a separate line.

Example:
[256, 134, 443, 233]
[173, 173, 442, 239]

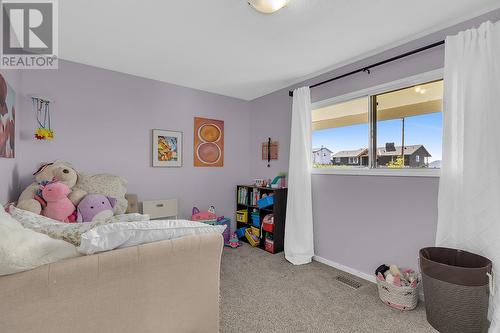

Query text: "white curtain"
[437, 21, 500, 331]
[284, 87, 314, 265]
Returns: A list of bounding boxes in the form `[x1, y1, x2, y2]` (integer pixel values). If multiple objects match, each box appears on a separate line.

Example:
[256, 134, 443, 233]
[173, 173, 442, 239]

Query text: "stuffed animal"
[17, 161, 87, 214]
[226, 232, 240, 249]
[41, 180, 76, 223]
[73, 173, 128, 215]
[192, 206, 217, 224]
[77, 194, 117, 222]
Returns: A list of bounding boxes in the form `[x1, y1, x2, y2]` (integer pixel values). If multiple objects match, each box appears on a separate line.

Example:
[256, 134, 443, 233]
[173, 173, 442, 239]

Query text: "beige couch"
[0, 233, 223, 333]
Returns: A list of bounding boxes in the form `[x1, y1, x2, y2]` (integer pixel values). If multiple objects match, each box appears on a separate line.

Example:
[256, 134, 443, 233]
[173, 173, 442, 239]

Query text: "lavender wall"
[2, 8, 499, 278]
[249, 9, 500, 276]
[0, 70, 21, 205]
[15, 60, 251, 219]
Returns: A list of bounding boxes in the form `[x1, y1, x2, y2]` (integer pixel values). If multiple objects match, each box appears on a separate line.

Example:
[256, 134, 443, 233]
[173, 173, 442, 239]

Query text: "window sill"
[311, 167, 440, 178]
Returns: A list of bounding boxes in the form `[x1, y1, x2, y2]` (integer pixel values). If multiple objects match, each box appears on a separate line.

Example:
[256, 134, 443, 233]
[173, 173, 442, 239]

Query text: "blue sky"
[312, 112, 442, 162]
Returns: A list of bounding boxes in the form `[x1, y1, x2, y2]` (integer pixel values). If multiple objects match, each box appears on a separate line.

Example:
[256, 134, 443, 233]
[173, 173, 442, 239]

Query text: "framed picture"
[152, 129, 183, 167]
[194, 117, 224, 167]
[0, 74, 16, 158]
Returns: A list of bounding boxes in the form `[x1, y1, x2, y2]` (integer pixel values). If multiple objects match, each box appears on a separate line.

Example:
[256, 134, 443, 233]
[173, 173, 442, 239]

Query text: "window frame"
[311, 69, 443, 178]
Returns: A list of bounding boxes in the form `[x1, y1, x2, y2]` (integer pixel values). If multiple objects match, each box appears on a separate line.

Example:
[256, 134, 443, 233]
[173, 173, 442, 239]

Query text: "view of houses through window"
[312, 80, 443, 169]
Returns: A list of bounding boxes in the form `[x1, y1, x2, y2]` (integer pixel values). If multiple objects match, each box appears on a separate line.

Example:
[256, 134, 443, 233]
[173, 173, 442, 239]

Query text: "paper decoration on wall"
[262, 138, 278, 167]
[194, 117, 224, 167]
[32, 96, 54, 140]
[0, 74, 16, 158]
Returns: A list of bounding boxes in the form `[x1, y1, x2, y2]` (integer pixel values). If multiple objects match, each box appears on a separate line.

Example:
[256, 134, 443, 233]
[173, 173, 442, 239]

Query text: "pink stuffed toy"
[41, 180, 76, 223]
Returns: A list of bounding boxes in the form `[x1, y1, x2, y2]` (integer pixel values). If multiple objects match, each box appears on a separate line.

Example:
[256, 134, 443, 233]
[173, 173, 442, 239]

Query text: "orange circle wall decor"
[194, 117, 224, 167]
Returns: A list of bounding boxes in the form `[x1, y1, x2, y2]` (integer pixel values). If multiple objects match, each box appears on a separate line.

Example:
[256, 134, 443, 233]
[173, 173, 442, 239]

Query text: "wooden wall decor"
[262, 138, 278, 167]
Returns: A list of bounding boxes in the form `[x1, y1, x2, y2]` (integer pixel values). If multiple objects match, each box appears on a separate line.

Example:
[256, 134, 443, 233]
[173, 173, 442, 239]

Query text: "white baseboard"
[313, 255, 376, 283]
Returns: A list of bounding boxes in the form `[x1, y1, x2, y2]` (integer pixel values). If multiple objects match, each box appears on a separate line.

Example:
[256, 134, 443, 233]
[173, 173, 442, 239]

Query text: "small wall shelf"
[236, 185, 287, 254]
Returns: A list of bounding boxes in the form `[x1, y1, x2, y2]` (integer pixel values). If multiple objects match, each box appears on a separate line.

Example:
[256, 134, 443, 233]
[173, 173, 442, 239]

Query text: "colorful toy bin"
[265, 238, 274, 253]
[236, 210, 248, 223]
[251, 226, 260, 238]
[245, 228, 260, 247]
[262, 214, 274, 233]
[251, 212, 261, 227]
[257, 195, 274, 209]
[216, 217, 231, 244]
[236, 227, 247, 239]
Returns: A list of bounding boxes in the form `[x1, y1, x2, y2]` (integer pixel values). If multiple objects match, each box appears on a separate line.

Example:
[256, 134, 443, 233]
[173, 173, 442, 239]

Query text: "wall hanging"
[31, 95, 54, 140]
[152, 129, 183, 167]
[194, 117, 224, 167]
[0, 74, 16, 158]
[262, 138, 278, 167]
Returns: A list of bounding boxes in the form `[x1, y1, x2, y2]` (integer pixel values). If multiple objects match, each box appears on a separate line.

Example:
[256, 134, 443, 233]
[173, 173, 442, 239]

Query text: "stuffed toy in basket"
[375, 264, 419, 311]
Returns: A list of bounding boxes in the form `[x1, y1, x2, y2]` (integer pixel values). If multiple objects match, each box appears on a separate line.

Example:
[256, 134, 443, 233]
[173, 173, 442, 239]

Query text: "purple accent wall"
[1, 8, 499, 278]
[0, 70, 21, 205]
[249, 9, 500, 276]
[14, 60, 250, 219]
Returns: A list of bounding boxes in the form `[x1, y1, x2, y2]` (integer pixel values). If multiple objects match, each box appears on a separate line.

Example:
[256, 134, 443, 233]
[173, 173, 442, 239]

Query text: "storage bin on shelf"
[257, 195, 274, 209]
[262, 214, 274, 233]
[236, 210, 248, 223]
[236, 227, 247, 239]
[245, 228, 260, 247]
[251, 226, 260, 238]
[251, 211, 261, 227]
[265, 238, 274, 253]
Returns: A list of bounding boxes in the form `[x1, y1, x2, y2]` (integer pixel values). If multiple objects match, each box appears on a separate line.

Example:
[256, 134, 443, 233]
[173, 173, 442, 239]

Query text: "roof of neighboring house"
[331, 145, 431, 158]
[332, 148, 368, 158]
[312, 147, 333, 153]
[377, 145, 431, 157]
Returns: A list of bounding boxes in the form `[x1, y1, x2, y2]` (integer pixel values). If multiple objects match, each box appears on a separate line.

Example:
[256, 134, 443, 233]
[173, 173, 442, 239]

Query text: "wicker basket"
[377, 277, 419, 311]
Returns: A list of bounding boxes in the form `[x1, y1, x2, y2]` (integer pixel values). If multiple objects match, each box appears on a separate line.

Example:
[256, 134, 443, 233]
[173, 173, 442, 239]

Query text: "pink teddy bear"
[41, 180, 76, 223]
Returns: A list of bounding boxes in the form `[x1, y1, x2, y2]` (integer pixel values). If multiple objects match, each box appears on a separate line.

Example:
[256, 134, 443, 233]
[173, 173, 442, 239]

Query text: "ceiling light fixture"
[248, 0, 290, 14]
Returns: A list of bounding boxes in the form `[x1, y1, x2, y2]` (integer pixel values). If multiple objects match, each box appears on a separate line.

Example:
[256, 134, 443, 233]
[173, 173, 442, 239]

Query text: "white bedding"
[9, 207, 226, 256]
[0, 206, 79, 276]
[78, 219, 226, 255]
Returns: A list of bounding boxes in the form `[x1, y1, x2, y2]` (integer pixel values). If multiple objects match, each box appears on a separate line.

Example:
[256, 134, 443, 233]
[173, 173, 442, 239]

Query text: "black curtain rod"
[288, 40, 445, 97]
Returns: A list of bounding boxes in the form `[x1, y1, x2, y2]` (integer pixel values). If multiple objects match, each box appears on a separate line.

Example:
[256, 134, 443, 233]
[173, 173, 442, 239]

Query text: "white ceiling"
[59, 0, 500, 101]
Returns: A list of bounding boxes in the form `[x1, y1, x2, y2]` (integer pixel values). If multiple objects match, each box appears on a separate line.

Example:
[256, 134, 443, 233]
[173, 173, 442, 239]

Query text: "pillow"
[0, 206, 79, 276]
[9, 206, 150, 247]
[78, 220, 226, 255]
[73, 173, 128, 214]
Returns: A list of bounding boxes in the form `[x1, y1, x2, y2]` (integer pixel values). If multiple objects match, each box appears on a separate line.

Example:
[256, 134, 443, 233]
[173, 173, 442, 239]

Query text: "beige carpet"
[220, 243, 437, 333]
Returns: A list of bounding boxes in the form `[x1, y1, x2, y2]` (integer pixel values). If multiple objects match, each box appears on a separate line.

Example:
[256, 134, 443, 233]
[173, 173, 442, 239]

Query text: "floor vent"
[335, 275, 362, 289]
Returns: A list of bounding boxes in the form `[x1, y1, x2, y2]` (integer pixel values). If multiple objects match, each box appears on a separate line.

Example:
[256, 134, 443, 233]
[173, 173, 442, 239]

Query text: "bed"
[1, 195, 224, 333]
[0, 232, 223, 333]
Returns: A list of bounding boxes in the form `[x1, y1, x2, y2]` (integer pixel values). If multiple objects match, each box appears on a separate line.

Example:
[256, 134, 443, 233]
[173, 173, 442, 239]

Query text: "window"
[376, 80, 442, 169]
[312, 96, 369, 169]
[312, 77, 442, 173]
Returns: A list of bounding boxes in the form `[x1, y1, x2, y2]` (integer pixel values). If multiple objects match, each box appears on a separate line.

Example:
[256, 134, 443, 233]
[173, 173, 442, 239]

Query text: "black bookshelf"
[236, 185, 287, 254]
